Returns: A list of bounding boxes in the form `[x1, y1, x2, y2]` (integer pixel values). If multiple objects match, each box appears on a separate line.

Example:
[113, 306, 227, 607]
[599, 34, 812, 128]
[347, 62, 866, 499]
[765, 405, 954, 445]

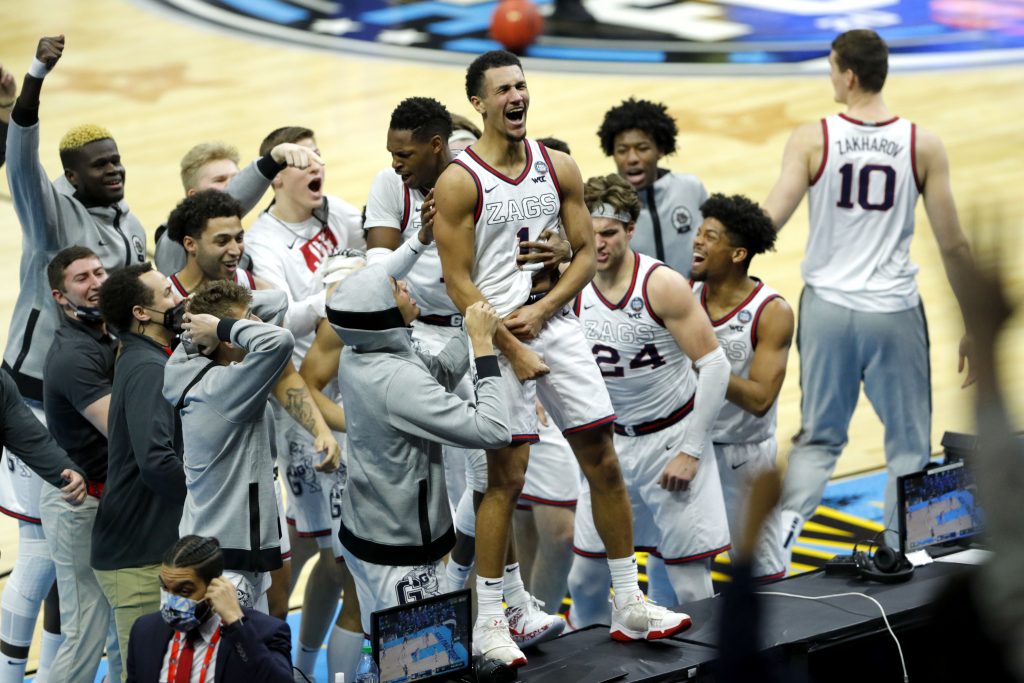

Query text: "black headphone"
[854, 541, 915, 584]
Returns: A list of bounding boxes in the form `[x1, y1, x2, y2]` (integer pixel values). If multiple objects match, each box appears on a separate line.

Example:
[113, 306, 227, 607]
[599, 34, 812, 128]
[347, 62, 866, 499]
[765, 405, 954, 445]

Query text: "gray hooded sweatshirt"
[163, 318, 293, 573]
[328, 265, 510, 566]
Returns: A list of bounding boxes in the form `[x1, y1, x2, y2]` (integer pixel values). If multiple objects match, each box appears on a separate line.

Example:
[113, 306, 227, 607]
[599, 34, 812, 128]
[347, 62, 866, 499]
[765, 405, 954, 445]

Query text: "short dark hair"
[598, 98, 677, 157]
[98, 263, 155, 332]
[166, 190, 244, 245]
[390, 97, 453, 143]
[188, 280, 253, 320]
[465, 50, 522, 101]
[163, 536, 224, 584]
[259, 126, 315, 157]
[832, 29, 888, 93]
[699, 193, 776, 267]
[538, 137, 571, 155]
[47, 245, 99, 293]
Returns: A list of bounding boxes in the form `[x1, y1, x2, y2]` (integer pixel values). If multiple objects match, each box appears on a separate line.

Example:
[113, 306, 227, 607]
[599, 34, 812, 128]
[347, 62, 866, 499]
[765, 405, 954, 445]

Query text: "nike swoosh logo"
[583, 303, 594, 309]
[484, 185, 496, 193]
[483, 580, 501, 587]
[731, 461, 747, 470]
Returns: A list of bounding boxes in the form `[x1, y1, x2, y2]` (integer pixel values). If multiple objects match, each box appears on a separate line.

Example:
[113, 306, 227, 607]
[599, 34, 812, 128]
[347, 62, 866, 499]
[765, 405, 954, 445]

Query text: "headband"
[590, 202, 632, 224]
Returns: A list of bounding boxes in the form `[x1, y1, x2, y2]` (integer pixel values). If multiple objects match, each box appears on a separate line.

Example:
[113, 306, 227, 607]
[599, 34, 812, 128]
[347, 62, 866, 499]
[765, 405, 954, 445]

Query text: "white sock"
[502, 563, 530, 609]
[35, 630, 63, 683]
[476, 575, 505, 621]
[328, 626, 364, 683]
[0, 654, 27, 683]
[294, 641, 321, 679]
[445, 558, 474, 591]
[607, 555, 642, 607]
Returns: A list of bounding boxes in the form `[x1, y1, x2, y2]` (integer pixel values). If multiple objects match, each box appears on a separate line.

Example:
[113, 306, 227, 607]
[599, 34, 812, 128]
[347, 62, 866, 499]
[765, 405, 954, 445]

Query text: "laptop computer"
[370, 589, 473, 683]
[897, 461, 985, 558]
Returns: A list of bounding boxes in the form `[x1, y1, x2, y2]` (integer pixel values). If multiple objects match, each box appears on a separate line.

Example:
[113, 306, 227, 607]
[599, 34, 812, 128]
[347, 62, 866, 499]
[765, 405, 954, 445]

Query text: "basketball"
[490, 0, 544, 53]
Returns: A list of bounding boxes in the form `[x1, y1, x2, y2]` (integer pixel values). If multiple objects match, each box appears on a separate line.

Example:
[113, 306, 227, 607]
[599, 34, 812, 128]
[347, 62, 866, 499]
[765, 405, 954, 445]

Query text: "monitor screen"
[898, 462, 983, 554]
[370, 589, 472, 683]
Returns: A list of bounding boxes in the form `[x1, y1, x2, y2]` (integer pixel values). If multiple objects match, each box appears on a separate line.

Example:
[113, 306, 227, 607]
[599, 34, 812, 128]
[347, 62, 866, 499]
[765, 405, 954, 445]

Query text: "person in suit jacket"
[126, 535, 293, 683]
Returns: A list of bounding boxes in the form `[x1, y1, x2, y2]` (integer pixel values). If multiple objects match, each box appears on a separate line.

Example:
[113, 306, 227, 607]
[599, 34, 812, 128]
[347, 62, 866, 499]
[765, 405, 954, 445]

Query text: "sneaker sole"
[609, 615, 692, 642]
[511, 618, 566, 648]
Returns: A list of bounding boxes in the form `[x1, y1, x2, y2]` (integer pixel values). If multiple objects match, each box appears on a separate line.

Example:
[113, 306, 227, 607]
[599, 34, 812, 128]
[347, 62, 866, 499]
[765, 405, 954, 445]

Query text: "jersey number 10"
[836, 163, 895, 211]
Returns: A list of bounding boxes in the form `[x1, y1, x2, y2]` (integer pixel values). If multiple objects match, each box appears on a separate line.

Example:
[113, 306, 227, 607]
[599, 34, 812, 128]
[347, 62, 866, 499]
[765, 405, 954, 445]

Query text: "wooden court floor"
[0, 0, 1023, 670]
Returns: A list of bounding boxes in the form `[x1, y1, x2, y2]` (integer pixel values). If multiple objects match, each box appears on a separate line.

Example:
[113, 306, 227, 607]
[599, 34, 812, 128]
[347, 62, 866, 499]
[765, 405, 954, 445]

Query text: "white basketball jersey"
[168, 268, 255, 298]
[576, 253, 696, 426]
[452, 140, 561, 317]
[692, 279, 781, 443]
[805, 114, 921, 312]
[364, 169, 458, 317]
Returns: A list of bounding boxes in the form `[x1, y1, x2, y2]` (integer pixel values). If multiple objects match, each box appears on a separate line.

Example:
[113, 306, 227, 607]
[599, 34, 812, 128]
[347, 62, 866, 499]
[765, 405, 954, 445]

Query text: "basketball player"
[245, 126, 365, 681]
[690, 193, 793, 580]
[362, 97, 565, 646]
[763, 29, 975, 553]
[597, 98, 707, 276]
[434, 51, 690, 666]
[569, 174, 730, 624]
[166, 281, 293, 612]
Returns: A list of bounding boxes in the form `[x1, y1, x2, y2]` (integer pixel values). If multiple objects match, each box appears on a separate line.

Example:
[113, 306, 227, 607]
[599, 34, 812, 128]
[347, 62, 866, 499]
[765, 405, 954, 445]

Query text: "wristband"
[28, 58, 49, 79]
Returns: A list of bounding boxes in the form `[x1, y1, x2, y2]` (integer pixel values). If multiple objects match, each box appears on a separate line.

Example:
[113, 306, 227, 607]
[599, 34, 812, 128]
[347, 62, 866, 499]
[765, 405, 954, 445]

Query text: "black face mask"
[67, 302, 105, 325]
[145, 300, 187, 335]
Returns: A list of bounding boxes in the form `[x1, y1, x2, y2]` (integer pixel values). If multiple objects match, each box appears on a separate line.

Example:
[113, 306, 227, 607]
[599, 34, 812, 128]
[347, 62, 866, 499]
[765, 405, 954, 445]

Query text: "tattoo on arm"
[285, 387, 319, 437]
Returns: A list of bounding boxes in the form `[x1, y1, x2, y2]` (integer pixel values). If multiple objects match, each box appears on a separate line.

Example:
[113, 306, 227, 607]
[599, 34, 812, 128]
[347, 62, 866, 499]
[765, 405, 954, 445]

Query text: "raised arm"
[762, 121, 822, 231]
[364, 169, 432, 278]
[0, 64, 16, 163]
[226, 142, 323, 216]
[725, 298, 794, 417]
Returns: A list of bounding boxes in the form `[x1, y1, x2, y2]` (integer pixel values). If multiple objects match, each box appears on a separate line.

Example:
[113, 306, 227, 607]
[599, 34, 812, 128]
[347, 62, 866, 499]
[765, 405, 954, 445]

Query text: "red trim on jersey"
[518, 494, 577, 508]
[511, 433, 540, 445]
[295, 528, 332, 538]
[838, 113, 899, 127]
[810, 118, 828, 186]
[572, 292, 581, 317]
[910, 123, 923, 192]
[451, 160, 483, 223]
[243, 269, 255, 289]
[401, 185, 411, 232]
[464, 143, 533, 186]
[169, 273, 189, 298]
[286, 517, 296, 526]
[641, 263, 665, 327]
[562, 414, 615, 436]
[281, 550, 293, 561]
[592, 252, 640, 310]
[703, 279, 764, 327]
[755, 569, 787, 582]
[661, 543, 732, 565]
[572, 547, 607, 559]
[750, 293, 782, 349]
[0, 505, 40, 524]
[537, 142, 561, 197]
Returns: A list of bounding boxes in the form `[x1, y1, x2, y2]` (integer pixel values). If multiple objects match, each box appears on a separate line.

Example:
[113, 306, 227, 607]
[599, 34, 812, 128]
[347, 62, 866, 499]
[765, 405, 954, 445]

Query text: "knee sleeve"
[454, 487, 476, 537]
[1, 529, 55, 647]
[566, 556, 611, 629]
[663, 560, 713, 607]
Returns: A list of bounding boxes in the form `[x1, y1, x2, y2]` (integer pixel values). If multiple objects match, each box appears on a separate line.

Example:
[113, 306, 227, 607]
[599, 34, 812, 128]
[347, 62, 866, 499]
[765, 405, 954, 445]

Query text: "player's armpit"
[726, 297, 793, 417]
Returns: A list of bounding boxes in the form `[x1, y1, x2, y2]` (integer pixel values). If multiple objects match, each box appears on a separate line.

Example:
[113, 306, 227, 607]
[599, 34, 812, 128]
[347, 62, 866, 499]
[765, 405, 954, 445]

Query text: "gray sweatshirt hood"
[326, 264, 412, 353]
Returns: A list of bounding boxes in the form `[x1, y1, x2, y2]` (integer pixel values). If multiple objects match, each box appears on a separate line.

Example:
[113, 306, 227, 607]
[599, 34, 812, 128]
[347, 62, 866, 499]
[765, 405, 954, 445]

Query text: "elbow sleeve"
[680, 346, 730, 458]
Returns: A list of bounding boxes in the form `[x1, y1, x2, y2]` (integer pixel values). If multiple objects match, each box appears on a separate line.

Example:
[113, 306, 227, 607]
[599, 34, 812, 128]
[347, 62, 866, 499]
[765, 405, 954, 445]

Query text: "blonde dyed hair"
[179, 142, 240, 193]
[583, 174, 641, 223]
[59, 124, 113, 153]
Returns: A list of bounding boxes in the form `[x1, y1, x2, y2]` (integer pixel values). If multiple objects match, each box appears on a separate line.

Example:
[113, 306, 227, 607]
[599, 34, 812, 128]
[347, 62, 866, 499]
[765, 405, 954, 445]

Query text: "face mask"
[159, 587, 206, 632]
[146, 301, 187, 335]
[67, 302, 104, 325]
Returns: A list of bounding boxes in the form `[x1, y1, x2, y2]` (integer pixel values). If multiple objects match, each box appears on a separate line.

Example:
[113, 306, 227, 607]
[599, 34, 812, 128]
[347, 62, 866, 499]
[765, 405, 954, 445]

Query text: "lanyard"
[167, 627, 221, 683]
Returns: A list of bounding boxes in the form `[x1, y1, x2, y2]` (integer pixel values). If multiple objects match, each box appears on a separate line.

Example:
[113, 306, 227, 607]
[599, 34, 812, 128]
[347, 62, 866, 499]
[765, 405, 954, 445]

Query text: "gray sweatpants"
[780, 286, 931, 545]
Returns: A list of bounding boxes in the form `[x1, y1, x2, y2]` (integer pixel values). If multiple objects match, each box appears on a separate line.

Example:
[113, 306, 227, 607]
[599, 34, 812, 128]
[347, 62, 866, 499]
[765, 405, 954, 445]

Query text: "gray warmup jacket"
[328, 266, 510, 566]
[3, 98, 286, 399]
[634, 168, 708, 278]
[164, 318, 293, 573]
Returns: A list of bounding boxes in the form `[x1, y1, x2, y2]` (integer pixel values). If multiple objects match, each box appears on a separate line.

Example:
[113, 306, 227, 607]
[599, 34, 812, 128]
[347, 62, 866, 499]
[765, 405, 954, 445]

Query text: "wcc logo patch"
[738, 309, 752, 324]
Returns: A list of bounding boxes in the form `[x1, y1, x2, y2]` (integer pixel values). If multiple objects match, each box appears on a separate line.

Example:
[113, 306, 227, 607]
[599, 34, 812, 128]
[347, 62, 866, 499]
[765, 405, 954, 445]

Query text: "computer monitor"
[370, 589, 473, 683]
[897, 461, 983, 555]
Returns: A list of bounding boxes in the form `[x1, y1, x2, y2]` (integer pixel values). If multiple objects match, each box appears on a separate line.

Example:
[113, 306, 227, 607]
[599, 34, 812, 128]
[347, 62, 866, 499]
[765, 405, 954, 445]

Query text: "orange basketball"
[490, 0, 544, 53]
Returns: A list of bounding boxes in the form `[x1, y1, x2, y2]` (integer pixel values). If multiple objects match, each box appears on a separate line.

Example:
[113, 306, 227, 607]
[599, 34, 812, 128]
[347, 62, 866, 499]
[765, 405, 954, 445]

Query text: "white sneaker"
[506, 596, 566, 648]
[609, 592, 692, 641]
[473, 616, 528, 667]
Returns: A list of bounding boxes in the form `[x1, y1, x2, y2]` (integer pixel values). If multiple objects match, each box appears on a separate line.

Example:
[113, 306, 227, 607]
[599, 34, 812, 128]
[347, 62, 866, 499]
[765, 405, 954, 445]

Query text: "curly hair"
[465, 50, 522, 101]
[179, 142, 240, 193]
[390, 97, 453, 143]
[583, 174, 641, 224]
[98, 263, 155, 332]
[597, 98, 677, 157]
[163, 535, 224, 584]
[699, 193, 776, 266]
[259, 126, 315, 157]
[188, 279, 252, 320]
[47, 245, 99, 293]
[166, 189, 243, 245]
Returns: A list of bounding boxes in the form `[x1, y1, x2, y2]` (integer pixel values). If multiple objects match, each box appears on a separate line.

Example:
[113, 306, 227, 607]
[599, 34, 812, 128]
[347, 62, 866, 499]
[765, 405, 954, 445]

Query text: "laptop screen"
[898, 462, 983, 554]
[370, 589, 472, 683]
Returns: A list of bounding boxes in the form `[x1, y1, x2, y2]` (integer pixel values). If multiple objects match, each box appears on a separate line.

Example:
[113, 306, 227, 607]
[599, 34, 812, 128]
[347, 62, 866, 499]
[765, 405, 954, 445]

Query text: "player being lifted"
[570, 174, 731, 624]
[690, 193, 794, 581]
[433, 51, 691, 667]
